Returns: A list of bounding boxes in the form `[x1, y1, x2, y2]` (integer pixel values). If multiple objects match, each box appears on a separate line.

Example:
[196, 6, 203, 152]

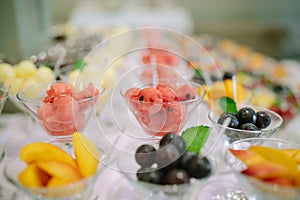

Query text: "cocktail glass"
[208, 104, 283, 147]
[116, 138, 217, 200]
[16, 81, 103, 143]
[120, 79, 206, 139]
[4, 143, 108, 200]
[225, 138, 300, 200]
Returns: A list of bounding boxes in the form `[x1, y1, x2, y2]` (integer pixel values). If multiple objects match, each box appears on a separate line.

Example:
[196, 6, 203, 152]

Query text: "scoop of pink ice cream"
[38, 82, 99, 137]
[176, 84, 196, 101]
[156, 84, 178, 102]
[137, 109, 167, 136]
[44, 83, 74, 103]
[124, 87, 141, 110]
[73, 83, 100, 110]
[138, 88, 163, 114]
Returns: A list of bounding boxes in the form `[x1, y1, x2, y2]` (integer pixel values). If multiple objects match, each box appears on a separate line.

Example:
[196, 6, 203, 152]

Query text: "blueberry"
[159, 133, 186, 154]
[256, 111, 271, 129]
[186, 156, 211, 179]
[178, 151, 197, 169]
[137, 167, 164, 184]
[155, 144, 180, 170]
[164, 169, 190, 185]
[240, 123, 260, 131]
[135, 144, 157, 167]
[223, 71, 235, 80]
[217, 112, 239, 128]
[237, 107, 257, 124]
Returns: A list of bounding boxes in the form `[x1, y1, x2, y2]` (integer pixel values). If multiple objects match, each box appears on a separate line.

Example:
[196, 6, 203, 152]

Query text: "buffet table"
[1, 99, 299, 199]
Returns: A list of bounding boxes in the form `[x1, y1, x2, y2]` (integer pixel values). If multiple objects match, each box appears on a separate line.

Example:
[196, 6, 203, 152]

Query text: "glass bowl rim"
[208, 104, 284, 135]
[120, 80, 207, 104]
[16, 81, 104, 105]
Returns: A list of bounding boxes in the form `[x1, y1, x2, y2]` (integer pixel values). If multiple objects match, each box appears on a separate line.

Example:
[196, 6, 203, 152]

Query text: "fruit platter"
[0, 28, 300, 199]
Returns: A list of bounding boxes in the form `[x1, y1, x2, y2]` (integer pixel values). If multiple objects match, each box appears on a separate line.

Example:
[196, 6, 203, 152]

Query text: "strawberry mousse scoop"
[38, 82, 99, 137]
[125, 83, 196, 137]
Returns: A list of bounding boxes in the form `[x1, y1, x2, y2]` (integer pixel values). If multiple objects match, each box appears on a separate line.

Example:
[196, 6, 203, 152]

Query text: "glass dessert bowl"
[4, 133, 109, 200]
[120, 79, 206, 139]
[225, 138, 300, 200]
[116, 133, 216, 200]
[208, 104, 283, 147]
[16, 81, 103, 142]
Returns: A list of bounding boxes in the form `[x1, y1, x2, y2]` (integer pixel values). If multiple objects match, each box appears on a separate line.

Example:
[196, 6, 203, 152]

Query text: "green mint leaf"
[194, 68, 205, 81]
[219, 96, 237, 114]
[181, 126, 211, 155]
[73, 60, 85, 71]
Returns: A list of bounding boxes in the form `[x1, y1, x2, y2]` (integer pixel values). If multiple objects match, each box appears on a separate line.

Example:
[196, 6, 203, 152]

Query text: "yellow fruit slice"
[73, 132, 99, 177]
[249, 146, 299, 178]
[37, 161, 83, 182]
[229, 149, 266, 166]
[18, 163, 50, 187]
[20, 142, 77, 169]
[281, 149, 300, 164]
[47, 177, 72, 188]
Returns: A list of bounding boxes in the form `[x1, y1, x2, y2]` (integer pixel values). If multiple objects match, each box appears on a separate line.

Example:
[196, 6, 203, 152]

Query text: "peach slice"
[281, 149, 300, 164]
[20, 142, 77, 168]
[18, 163, 50, 187]
[242, 162, 291, 179]
[249, 145, 299, 176]
[37, 161, 83, 182]
[47, 177, 72, 187]
[73, 132, 99, 177]
[229, 149, 266, 166]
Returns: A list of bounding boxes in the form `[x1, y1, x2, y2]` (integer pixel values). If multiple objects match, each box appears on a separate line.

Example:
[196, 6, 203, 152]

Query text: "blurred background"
[0, 0, 299, 60]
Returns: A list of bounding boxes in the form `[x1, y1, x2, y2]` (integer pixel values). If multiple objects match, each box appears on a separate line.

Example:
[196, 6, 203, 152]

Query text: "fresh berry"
[137, 167, 163, 184]
[256, 111, 271, 128]
[240, 123, 260, 131]
[178, 151, 197, 169]
[217, 112, 239, 128]
[236, 107, 257, 124]
[164, 169, 190, 184]
[135, 144, 157, 167]
[186, 156, 211, 179]
[159, 133, 186, 154]
[223, 72, 235, 80]
[155, 144, 180, 169]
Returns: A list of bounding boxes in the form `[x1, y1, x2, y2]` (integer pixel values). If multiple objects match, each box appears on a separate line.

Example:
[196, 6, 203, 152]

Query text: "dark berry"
[164, 169, 190, 185]
[240, 123, 260, 131]
[223, 72, 235, 80]
[178, 151, 197, 169]
[237, 107, 257, 124]
[137, 167, 164, 184]
[186, 156, 211, 179]
[256, 111, 271, 129]
[217, 112, 239, 128]
[135, 144, 157, 167]
[159, 133, 186, 154]
[155, 144, 180, 169]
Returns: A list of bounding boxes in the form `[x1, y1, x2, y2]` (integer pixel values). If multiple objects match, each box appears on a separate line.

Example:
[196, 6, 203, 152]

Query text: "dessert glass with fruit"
[120, 79, 206, 139]
[4, 132, 108, 200]
[225, 137, 300, 200]
[16, 81, 103, 143]
[117, 127, 216, 200]
[208, 98, 283, 146]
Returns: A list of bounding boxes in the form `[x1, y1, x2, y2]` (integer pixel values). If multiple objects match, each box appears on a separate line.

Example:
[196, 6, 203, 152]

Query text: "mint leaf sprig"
[181, 126, 211, 155]
[218, 96, 237, 114]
